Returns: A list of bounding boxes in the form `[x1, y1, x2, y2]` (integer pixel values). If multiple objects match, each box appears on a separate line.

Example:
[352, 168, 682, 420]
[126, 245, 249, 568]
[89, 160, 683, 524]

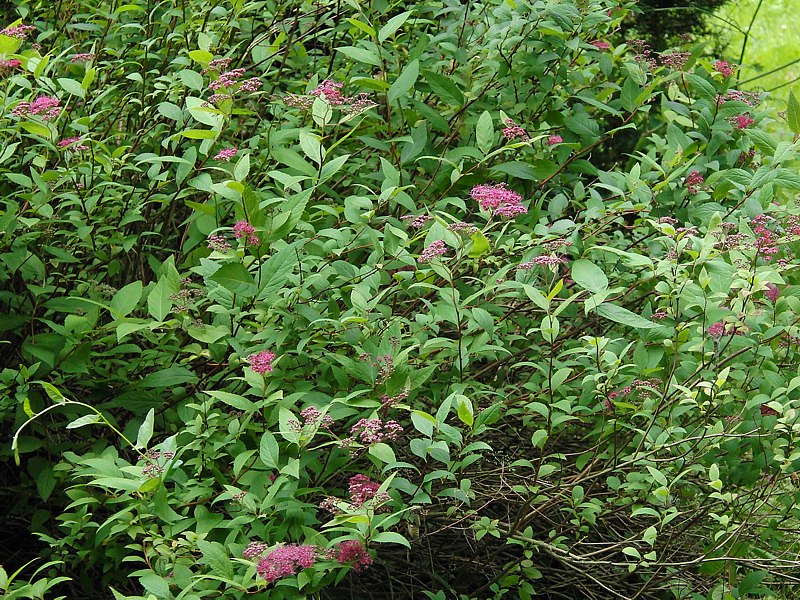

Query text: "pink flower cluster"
[335, 540, 373, 572]
[590, 40, 611, 50]
[502, 118, 528, 141]
[608, 378, 661, 400]
[448, 221, 478, 234]
[751, 214, 779, 260]
[71, 53, 95, 63]
[246, 539, 373, 581]
[717, 90, 762, 108]
[284, 80, 377, 114]
[58, 137, 88, 151]
[247, 350, 275, 374]
[214, 147, 238, 161]
[765, 283, 780, 303]
[401, 214, 432, 228]
[0, 24, 35, 39]
[629, 39, 658, 70]
[546, 134, 563, 146]
[0, 59, 21, 70]
[310, 79, 346, 105]
[12, 95, 62, 121]
[207, 233, 232, 252]
[208, 67, 262, 93]
[243, 541, 269, 559]
[713, 60, 736, 77]
[686, 170, 704, 193]
[348, 475, 390, 508]
[518, 255, 568, 269]
[256, 544, 316, 582]
[300, 406, 333, 429]
[419, 240, 447, 263]
[730, 113, 754, 129]
[343, 418, 403, 446]
[233, 220, 260, 245]
[707, 321, 726, 338]
[660, 51, 691, 70]
[470, 183, 527, 218]
[203, 58, 232, 73]
[208, 67, 245, 89]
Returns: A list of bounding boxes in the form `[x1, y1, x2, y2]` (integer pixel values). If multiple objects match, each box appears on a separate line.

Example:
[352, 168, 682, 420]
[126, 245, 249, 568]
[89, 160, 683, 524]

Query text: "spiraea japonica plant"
[4, 0, 800, 598]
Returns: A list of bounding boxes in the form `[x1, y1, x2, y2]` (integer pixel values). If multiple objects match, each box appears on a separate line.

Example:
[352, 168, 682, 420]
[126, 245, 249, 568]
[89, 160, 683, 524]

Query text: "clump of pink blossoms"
[0, 24, 35, 39]
[546, 134, 563, 146]
[342, 418, 403, 447]
[348, 474, 390, 507]
[207, 233, 231, 252]
[310, 79, 346, 105]
[12, 96, 62, 121]
[730, 113, 755, 129]
[470, 183, 527, 218]
[707, 321, 726, 338]
[0, 59, 21, 70]
[713, 60, 736, 77]
[214, 147, 238, 161]
[256, 545, 316, 583]
[685, 170, 704, 193]
[419, 240, 447, 263]
[247, 350, 275, 374]
[233, 220, 259, 245]
[71, 53, 95, 63]
[502, 118, 528, 141]
[334, 540, 373, 572]
[401, 214, 432, 228]
[58, 137, 88, 151]
[765, 284, 780, 303]
[590, 40, 610, 50]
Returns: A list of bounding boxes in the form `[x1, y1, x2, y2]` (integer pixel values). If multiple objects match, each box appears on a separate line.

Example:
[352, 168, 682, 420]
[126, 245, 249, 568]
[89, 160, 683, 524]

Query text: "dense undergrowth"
[3, 0, 800, 598]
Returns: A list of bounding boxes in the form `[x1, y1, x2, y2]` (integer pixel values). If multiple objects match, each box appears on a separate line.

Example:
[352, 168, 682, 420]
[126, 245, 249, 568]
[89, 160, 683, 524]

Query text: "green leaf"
[571, 259, 608, 293]
[158, 102, 184, 122]
[371, 531, 410, 548]
[422, 70, 464, 105]
[18, 121, 51, 137]
[299, 130, 324, 164]
[206, 390, 255, 412]
[178, 68, 204, 91]
[456, 395, 474, 427]
[110, 281, 142, 318]
[180, 129, 218, 139]
[188, 49, 214, 64]
[197, 540, 233, 579]
[139, 572, 170, 598]
[135, 409, 155, 449]
[336, 45, 382, 67]
[476, 111, 494, 154]
[0, 34, 22, 54]
[369, 442, 396, 463]
[388, 59, 419, 104]
[233, 153, 250, 181]
[596, 303, 660, 329]
[147, 278, 173, 321]
[66, 414, 102, 429]
[378, 11, 412, 43]
[138, 366, 197, 388]
[468, 231, 490, 258]
[259, 431, 281, 469]
[209, 263, 257, 296]
[57, 78, 85, 98]
[788, 91, 800, 135]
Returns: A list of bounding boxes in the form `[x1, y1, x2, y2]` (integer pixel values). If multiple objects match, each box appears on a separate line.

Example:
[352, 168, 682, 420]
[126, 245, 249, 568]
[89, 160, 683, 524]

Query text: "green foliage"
[2, 0, 800, 599]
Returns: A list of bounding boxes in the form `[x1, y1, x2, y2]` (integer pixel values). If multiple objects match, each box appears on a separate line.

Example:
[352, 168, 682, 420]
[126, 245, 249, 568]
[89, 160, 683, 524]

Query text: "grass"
[713, 0, 800, 104]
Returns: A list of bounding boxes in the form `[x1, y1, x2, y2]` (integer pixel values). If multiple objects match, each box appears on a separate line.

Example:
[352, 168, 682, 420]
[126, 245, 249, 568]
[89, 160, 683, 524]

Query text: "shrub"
[3, 0, 800, 599]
